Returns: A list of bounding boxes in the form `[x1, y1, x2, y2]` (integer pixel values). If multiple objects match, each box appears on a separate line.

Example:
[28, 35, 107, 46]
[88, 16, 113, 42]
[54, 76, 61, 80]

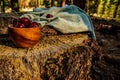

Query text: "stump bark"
[0, 32, 98, 80]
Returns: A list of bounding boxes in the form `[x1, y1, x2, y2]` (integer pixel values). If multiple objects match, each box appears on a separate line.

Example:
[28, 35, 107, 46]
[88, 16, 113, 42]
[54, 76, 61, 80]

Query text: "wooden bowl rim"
[8, 24, 42, 29]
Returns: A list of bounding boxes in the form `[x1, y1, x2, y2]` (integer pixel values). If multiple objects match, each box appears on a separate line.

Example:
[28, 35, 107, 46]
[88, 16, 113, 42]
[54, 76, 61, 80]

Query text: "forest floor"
[91, 17, 120, 79]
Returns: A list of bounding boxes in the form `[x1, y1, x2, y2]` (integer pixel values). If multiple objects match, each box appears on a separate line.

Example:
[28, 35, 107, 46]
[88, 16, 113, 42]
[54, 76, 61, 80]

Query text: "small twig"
[26, 48, 31, 54]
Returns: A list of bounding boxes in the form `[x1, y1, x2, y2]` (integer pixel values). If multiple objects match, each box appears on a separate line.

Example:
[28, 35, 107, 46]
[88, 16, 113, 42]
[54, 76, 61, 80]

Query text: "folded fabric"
[20, 5, 96, 40]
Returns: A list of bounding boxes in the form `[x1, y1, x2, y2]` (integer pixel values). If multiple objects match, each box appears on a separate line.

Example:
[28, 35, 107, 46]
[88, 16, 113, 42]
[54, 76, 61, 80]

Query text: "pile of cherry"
[13, 14, 53, 28]
[13, 17, 39, 28]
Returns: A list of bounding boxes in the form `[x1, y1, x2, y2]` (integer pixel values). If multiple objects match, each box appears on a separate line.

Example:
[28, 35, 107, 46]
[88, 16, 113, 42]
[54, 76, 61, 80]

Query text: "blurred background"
[0, 0, 120, 21]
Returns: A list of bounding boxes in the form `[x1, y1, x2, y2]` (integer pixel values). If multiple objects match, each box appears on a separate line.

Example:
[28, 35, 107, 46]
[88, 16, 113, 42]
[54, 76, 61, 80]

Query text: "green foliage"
[0, 0, 120, 20]
[90, 0, 120, 20]
[88, 0, 100, 13]
[4, 0, 10, 6]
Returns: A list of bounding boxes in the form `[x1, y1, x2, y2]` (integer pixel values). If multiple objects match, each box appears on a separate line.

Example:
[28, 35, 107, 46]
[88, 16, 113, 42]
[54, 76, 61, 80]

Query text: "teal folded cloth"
[20, 5, 96, 40]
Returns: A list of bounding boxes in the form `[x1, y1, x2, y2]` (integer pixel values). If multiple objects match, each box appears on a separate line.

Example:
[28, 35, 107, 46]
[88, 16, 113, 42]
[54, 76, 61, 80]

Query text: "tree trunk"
[37, 0, 40, 7]
[51, 0, 54, 6]
[73, 0, 86, 9]
[61, 0, 66, 7]
[10, 0, 19, 12]
[44, 0, 50, 8]
[113, 0, 120, 18]
[1, 0, 5, 12]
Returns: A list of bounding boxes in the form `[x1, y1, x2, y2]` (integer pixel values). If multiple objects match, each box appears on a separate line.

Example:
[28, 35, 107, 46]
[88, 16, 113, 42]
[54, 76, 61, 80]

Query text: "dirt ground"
[91, 17, 120, 80]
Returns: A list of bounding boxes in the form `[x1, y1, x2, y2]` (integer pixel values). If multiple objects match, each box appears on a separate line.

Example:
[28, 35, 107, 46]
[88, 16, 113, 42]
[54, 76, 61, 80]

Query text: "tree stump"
[0, 13, 102, 80]
[0, 31, 101, 80]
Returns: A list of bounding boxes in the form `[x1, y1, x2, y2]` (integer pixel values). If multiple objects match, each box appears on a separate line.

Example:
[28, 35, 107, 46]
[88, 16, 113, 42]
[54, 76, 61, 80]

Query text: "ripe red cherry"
[19, 17, 31, 27]
[17, 23, 25, 28]
[46, 14, 53, 18]
[29, 22, 39, 28]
